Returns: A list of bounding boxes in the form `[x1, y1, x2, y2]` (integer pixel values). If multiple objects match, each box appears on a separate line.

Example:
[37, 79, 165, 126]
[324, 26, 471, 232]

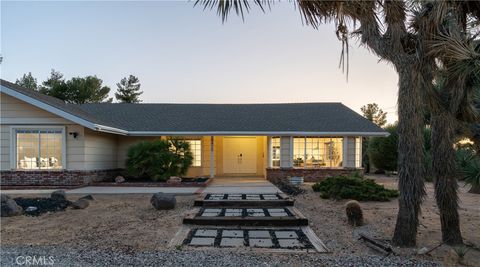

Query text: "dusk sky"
[1, 1, 399, 123]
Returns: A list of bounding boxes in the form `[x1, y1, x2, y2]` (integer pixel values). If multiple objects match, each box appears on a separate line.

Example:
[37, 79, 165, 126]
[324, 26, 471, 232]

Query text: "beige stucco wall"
[0, 93, 119, 171]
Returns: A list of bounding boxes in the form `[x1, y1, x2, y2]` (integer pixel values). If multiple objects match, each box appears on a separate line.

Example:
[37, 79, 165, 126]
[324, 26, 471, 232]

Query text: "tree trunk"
[431, 112, 463, 245]
[392, 66, 426, 247]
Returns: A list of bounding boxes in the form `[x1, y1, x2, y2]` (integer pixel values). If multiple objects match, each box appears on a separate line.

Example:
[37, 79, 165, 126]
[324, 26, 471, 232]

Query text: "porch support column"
[267, 136, 272, 168]
[342, 136, 348, 168]
[209, 136, 215, 178]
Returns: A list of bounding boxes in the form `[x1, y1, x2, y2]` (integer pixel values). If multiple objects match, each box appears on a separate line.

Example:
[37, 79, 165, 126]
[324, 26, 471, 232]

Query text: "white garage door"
[223, 137, 257, 174]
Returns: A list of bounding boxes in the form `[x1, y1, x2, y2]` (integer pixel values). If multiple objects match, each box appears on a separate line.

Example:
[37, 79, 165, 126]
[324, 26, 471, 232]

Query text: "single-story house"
[0, 79, 388, 186]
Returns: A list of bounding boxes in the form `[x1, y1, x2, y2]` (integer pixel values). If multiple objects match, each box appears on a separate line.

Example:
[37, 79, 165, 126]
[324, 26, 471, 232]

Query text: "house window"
[293, 137, 343, 168]
[15, 129, 64, 170]
[355, 137, 362, 168]
[271, 137, 280, 167]
[186, 140, 201, 167]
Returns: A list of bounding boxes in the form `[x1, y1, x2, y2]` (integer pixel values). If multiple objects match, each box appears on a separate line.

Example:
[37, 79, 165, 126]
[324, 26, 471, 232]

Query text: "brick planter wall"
[266, 167, 364, 183]
[0, 169, 121, 186]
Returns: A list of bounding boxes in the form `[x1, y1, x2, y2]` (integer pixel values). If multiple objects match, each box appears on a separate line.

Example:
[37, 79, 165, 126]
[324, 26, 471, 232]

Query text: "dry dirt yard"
[296, 174, 480, 267]
[1, 175, 478, 266]
[1, 194, 197, 252]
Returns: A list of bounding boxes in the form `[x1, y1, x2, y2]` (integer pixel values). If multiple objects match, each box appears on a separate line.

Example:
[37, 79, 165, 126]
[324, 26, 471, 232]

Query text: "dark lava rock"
[71, 199, 89, 209]
[51, 190, 67, 201]
[151, 193, 176, 210]
[1, 194, 23, 217]
[14, 197, 70, 216]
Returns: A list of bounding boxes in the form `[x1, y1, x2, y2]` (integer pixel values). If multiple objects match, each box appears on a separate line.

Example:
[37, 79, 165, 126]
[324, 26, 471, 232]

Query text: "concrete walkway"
[1, 177, 280, 195]
[201, 177, 281, 194]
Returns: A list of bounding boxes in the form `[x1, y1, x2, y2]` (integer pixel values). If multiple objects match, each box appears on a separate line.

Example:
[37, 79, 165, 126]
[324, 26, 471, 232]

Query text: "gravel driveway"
[1, 246, 440, 267]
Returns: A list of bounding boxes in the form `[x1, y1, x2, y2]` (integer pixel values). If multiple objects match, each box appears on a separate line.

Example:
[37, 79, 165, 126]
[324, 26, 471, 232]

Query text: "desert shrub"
[312, 175, 399, 201]
[125, 138, 193, 181]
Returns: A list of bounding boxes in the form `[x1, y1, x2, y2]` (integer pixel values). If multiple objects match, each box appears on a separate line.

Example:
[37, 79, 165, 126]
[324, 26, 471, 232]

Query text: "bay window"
[15, 128, 64, 170]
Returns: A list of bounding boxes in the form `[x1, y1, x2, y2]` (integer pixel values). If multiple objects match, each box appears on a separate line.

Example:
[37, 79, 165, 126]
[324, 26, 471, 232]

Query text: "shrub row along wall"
[266, 167, 364, 183]
[0, 169, 120, 186]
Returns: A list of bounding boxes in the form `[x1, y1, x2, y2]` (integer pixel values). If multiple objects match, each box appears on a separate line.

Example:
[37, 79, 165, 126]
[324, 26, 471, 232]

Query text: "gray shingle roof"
[1, 79, 386, 135]
[78, 103, 385, 134]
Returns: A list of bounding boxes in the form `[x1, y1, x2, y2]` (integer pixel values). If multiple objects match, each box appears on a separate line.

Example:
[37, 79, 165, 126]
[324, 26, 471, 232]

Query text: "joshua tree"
[414, 1, 480, 245]
[195, 0, 480, 246]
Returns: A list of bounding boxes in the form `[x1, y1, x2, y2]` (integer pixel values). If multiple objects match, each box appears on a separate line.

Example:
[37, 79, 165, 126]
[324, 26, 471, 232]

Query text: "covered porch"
[160, 135, 364, 182]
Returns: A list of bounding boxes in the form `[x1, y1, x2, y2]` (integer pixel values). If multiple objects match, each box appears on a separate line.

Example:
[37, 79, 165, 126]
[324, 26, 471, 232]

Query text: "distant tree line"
[15, 70, 143, 104]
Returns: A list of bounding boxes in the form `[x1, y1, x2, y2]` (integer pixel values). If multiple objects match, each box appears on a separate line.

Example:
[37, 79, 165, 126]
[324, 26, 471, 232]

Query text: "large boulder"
[71, 199, 89, 209]
[51, 190, 67, 201]
[150, 193, 176, 210]
[1, 194, 23, 217]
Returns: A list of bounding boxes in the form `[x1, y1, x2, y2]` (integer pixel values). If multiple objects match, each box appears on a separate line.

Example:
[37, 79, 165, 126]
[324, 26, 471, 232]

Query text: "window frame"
[292, 136, 344, 169]
[10, 126, 67, 170]
[270, 136, 281, 168]
[184, 139, 202, 167]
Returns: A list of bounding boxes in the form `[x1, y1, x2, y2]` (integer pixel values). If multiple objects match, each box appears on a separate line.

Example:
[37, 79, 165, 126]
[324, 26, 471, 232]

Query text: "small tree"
[361, 103, 387, 127]
[115, 75, 143, 103]
[15, 72, 38, 90]
[39, 70, 112, 104]
[125, 138, 193, 181]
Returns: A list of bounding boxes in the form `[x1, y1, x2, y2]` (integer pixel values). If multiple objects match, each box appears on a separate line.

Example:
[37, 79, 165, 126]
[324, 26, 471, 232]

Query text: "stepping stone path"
[178, 193, 327, 252]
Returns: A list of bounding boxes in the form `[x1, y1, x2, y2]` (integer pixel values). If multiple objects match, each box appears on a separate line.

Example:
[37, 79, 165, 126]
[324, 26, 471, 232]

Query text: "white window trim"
[10, 126, 67, 170]
[292, 136, 345, 169]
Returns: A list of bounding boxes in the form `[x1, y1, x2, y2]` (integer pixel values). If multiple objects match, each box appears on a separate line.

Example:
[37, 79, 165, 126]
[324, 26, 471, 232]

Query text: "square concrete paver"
[225, 209, 242, 213]
[267, 209, 286, 213]
[249, 212, 266, 217]
[249, 238, 273, 248]
[225, 212, 242, 217]
[195, 229, 218, 237]
[247, 209, 263, 213]
[248, 230, 271, 238]
[220, 238, 245, 247]
[222, 230, 244, 238]
[278, 239, 303, 248]
[190, 237, 215, 246]
[202, 212, 220, 217]
[204, 208, 222, 213]
[269, 212, 288, 217]
[275, 231, 298, 239]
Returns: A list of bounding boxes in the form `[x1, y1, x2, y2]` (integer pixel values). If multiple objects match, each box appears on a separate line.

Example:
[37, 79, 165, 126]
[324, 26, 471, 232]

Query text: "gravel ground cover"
[0, 246, 440, 267]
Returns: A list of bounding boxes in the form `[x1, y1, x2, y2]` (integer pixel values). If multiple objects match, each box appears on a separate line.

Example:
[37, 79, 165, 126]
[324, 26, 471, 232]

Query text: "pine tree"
[115, 75, 143, 103]
[15, 72, 38, 90]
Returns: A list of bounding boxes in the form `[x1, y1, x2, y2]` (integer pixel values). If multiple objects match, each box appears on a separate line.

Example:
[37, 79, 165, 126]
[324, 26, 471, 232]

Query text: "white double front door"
[222, 137, 257, 174]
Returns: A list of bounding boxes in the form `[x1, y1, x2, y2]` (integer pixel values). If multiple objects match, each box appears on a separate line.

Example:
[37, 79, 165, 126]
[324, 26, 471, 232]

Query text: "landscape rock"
[417, 247, 430, 255]
[151, 193, 176, 210]
[71, 199, 89, 209]
[25, 206, 38, 212]
[1, 195, 23, 217]
[79, 194, 94, 201]
[51, 190, 67, 201]
[115, 176, 125, 183]
[167, 176, 182, 184]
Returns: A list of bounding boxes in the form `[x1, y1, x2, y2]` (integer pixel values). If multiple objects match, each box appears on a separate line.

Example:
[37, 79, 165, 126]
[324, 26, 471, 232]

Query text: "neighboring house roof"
[1, 79, 387, 136]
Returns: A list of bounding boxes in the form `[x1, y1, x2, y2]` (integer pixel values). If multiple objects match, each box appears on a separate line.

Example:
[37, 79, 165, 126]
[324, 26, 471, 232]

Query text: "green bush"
[455, 147, 480, 193]
[367, 124, 398, 172]
[125, 138, 193, 181]
[312, 175, 399, 201]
